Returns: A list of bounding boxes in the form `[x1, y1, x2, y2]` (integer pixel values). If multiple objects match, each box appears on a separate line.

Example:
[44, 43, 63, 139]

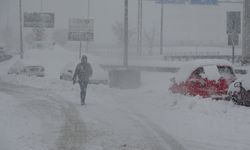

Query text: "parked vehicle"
[0, 51, 12, 62]
[60, 63, 74, 81]
[234, 66, 248, 75]
[8, 61, 45, 77]
[169, 59, 236, 99]
[228, 72, 250, 106]
[60, 62, 108, 84]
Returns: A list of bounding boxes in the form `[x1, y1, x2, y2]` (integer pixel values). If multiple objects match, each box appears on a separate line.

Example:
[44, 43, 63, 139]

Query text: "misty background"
[0, 0, 242, 51]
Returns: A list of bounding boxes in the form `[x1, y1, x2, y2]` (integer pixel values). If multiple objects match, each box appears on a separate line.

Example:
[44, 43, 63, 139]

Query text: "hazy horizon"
[0, 0, 243, 48]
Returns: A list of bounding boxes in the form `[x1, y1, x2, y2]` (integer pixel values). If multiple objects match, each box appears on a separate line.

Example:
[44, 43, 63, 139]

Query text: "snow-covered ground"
[1, 46, 250, 150]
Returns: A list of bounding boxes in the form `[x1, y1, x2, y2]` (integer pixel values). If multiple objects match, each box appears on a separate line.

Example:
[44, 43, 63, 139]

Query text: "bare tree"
[32, 27, 47, 41]
[24, 30, 36, 48]
[144, 26, 156, 56]
[24, 27, 48, 49]
[52, 28, 68, 46]
[112, 21, 135, 45]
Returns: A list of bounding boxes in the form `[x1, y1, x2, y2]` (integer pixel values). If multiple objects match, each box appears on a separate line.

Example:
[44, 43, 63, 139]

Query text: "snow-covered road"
[2, 71, 250, 150]
[0, 80, 186, 150]
[1, 47, 250, 150]
[0, 81, 89, 150]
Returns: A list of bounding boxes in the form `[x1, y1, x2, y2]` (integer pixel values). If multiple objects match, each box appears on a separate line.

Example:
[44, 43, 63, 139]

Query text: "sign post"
[19, 0, 23, 59]
[160, 0, 164, 55]
[228, 33, 238, 64]
[227, 11, 241, 64]
[124, 0, 128, 66]
[242, 0, 250, 64]
[68, 18, 94, 58]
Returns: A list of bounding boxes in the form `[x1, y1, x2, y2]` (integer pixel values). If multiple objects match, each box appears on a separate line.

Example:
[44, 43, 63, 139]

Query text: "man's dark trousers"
[79, 81, 88, 105]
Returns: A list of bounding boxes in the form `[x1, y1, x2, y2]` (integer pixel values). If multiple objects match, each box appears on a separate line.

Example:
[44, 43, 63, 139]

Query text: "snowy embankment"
[1, 46, 250, 150]
[0, 85, 63, 150]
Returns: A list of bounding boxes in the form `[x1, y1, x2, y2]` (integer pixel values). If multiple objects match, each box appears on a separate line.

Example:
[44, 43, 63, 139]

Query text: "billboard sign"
[24, 12, 54, 28]
[68, 18, 94, 41]
[227, 11, 241, 34]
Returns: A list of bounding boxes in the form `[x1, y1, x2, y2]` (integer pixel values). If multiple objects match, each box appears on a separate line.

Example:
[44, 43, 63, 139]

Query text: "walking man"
[73, 55, 93, 105]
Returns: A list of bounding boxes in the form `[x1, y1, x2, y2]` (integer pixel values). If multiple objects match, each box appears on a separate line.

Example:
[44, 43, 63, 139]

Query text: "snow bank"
[0, 92, 43, 150]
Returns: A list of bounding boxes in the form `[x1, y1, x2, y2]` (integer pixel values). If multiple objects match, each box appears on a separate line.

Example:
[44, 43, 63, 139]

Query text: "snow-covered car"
[169, 59, 236, 99]
[228, 71, 250, 106]
[0, 52, 12, 62]
[59, 63, 75, 81]
[60, 62, 108, 84]
[8, 61, 45, 77]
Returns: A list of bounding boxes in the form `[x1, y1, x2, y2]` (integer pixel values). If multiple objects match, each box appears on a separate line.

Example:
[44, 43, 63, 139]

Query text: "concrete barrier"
[109, 69, 141, 89]
[0, 54, 12, 62]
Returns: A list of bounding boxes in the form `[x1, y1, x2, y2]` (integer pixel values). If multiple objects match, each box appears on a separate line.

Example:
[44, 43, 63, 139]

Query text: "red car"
[169, 59, 236, 99]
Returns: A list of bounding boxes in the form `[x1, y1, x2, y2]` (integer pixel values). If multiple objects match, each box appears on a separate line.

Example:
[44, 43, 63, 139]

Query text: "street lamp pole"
[124, 0, 128, 67]
[19, 0, 23, 59]
[86, 0, 90, 53]
[160, 0, 164, 55]
[41, 0, 43, 11]
[243, 0, 250, 63]
[137, 0, 142, 56]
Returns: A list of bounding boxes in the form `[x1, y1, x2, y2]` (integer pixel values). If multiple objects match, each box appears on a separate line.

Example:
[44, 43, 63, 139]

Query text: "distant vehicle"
[169, 59, 236, 99]
[228, 71, 250, 106]
[8, 61, 45, 77]
[0, 51, 12, 62]
[234, 66, 248, 75]
[60, 63, 75, 81]
[60, 62, 108, 84]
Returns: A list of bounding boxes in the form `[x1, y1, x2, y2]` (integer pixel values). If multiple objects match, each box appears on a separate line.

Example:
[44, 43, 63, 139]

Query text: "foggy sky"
[0, 0, 242, 47]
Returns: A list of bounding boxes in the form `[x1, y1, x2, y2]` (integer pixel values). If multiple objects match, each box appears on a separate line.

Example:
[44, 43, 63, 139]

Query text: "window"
[217, 66, 235, 77]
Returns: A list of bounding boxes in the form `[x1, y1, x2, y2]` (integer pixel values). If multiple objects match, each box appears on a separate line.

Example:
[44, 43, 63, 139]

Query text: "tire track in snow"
[123, 111, 187, 150]
[0, 82, 88, 150]
[46, 95, 88, 150]
[134, 113, 186, 150]
[98, 109, 186, 150]
[82, 95, 186, 150]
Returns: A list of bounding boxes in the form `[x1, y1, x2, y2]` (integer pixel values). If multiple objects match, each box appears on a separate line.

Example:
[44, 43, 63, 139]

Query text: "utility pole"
[86, 0, 90, 53]
[137, 0, 142, 56]
[79, 40, 82, 59]
[19, 0, 23, 59]
[6, 0, 10, 48]
[242, 0, 250, 63]
[160, 0, 164, 55]
[41, 0, 43, 11]
[124, 0, 128, 67]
